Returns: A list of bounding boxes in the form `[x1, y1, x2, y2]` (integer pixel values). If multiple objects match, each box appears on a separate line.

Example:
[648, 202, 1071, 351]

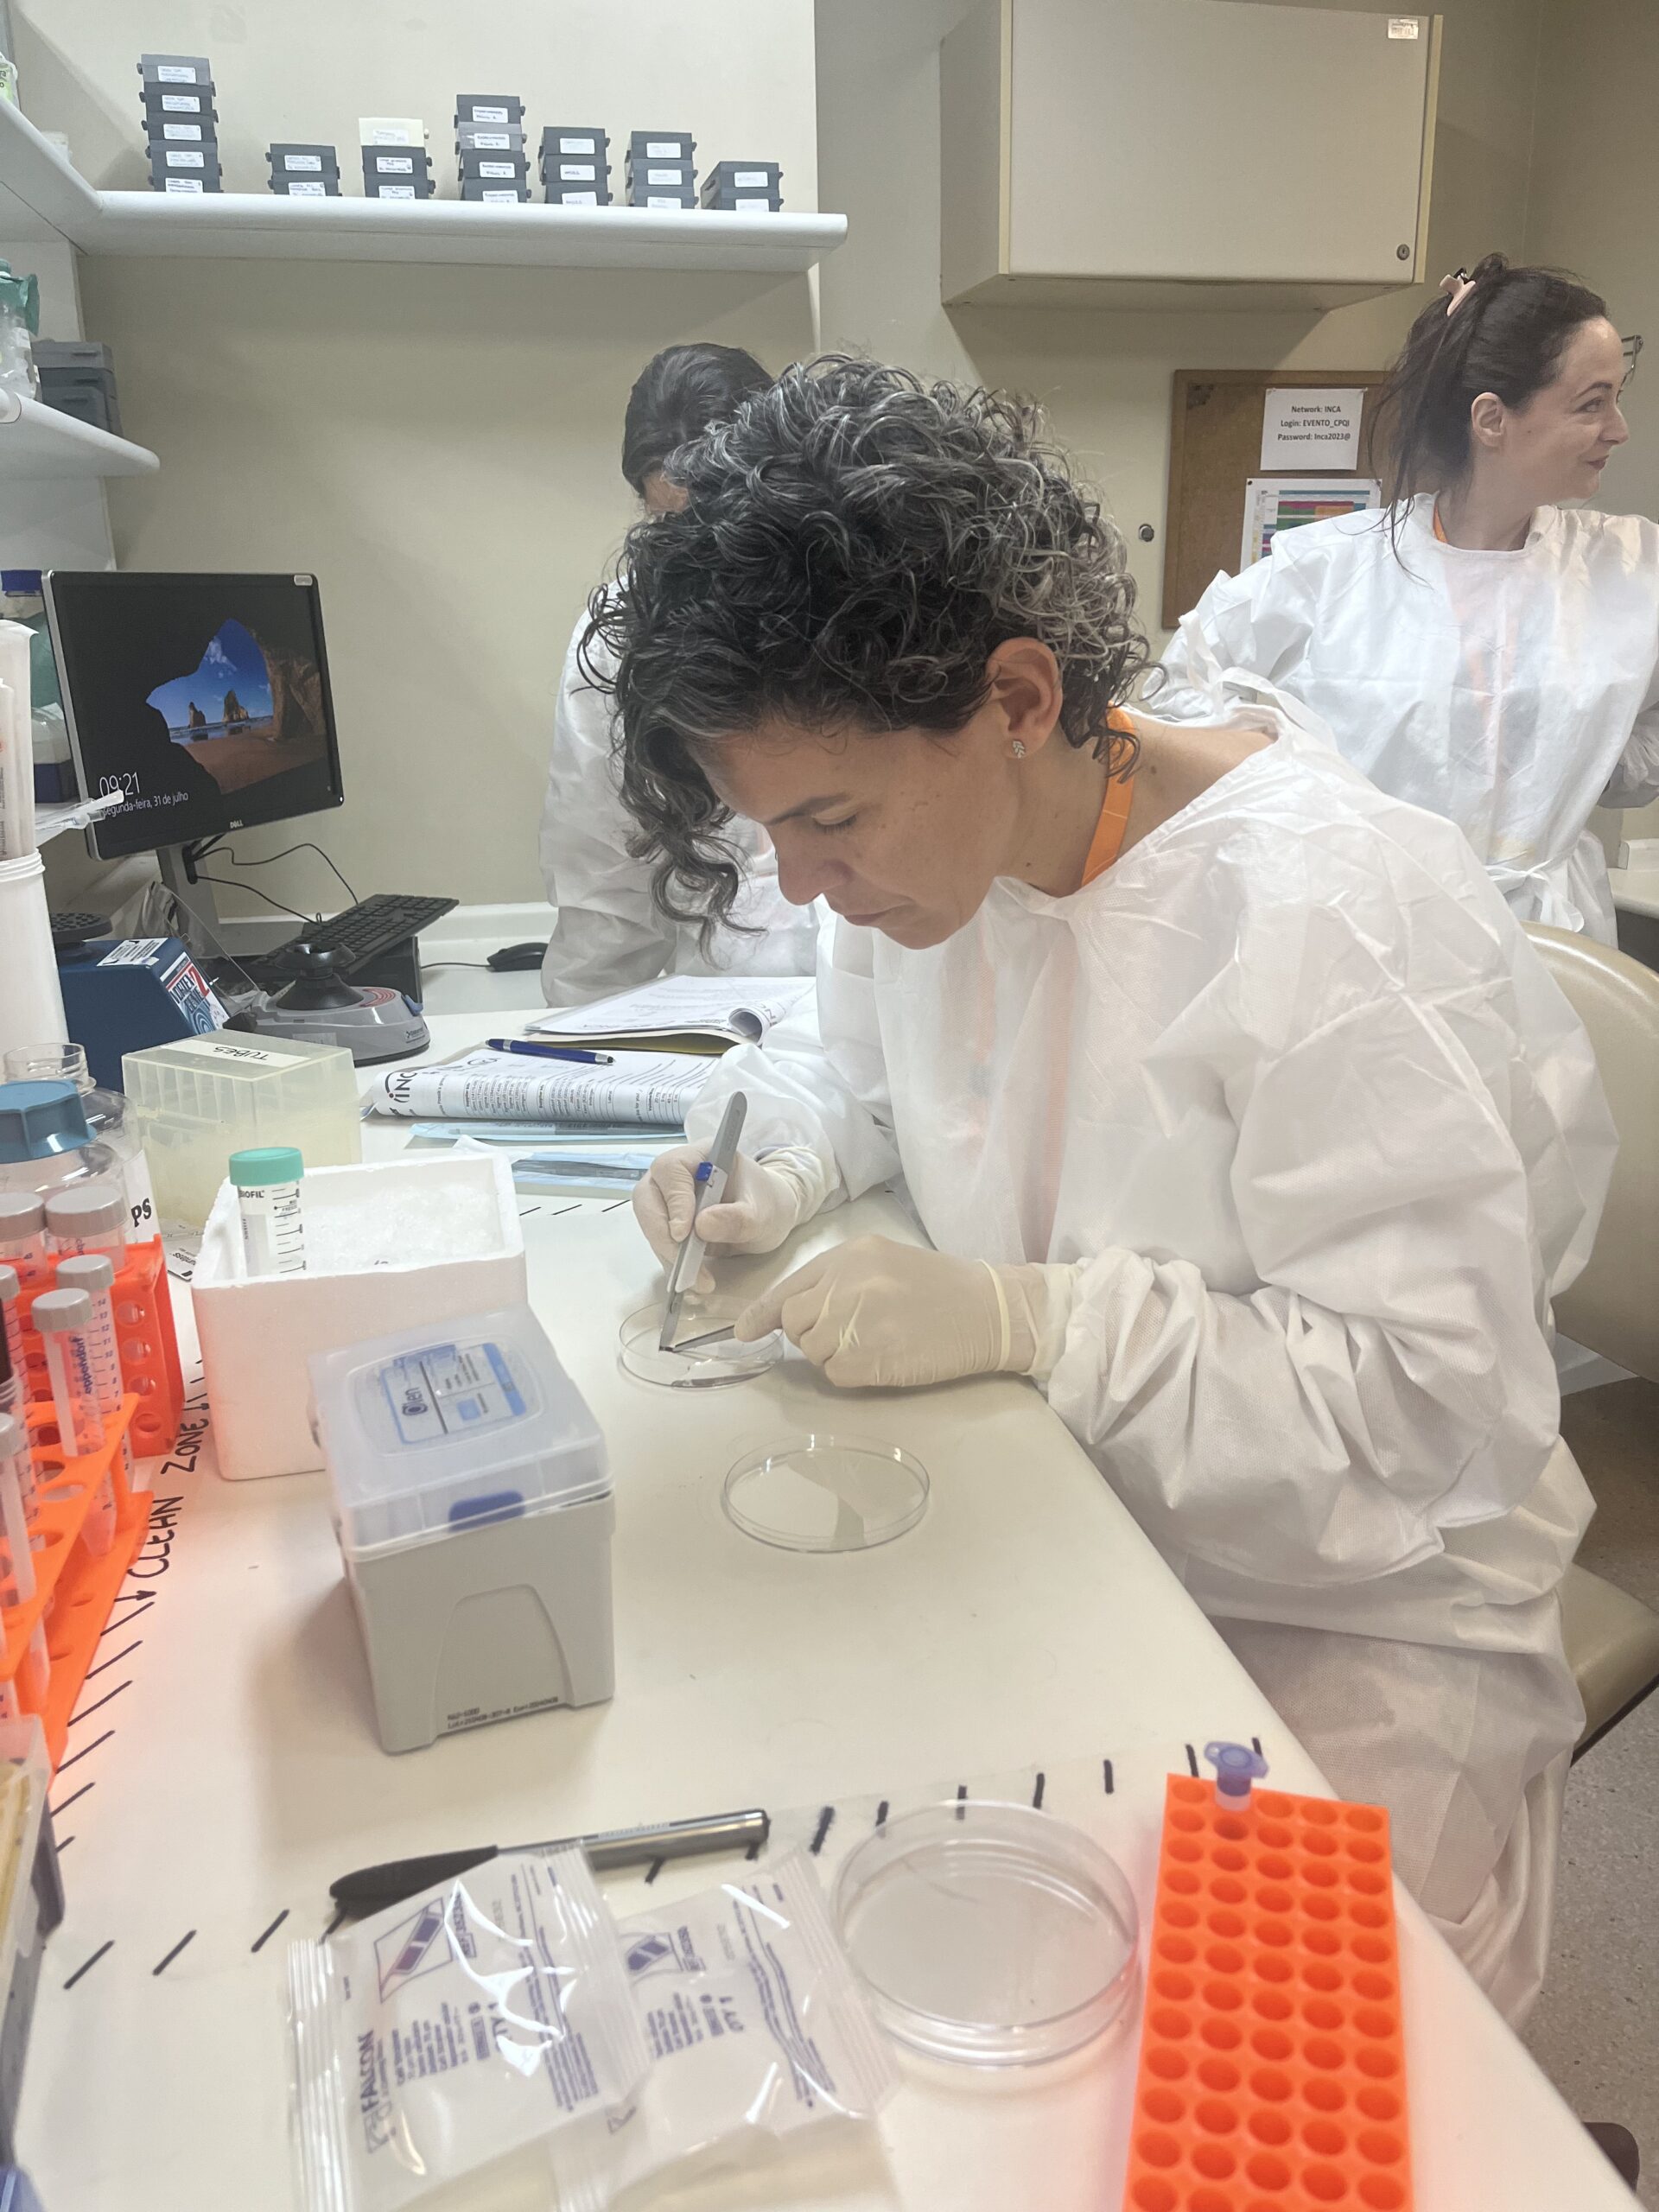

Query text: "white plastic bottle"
[230, 1146, 307, 1277]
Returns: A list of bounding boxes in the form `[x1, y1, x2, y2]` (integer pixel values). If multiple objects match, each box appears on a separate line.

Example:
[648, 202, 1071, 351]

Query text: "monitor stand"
[157, 842, 222, 939]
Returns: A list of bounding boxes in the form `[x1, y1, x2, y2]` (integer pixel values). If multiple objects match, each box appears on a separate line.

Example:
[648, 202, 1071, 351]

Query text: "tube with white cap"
[54, 1253, 138, 1494]
[44, 1183, 127, 1262]
[0, 1193, 43, 1266]
[32, 1287, 115, 1554]
[0, 1266, 25, 1443]
[231, 1146, 307, 1277]
[0, 1412, 48, 1712]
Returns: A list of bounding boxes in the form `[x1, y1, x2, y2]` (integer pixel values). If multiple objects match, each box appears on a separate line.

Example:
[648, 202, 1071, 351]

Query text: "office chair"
[1525, 925, 1659, 1754]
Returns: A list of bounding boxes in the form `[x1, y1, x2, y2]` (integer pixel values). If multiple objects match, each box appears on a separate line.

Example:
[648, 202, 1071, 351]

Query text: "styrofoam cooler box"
[193, 1153, 526, 1480]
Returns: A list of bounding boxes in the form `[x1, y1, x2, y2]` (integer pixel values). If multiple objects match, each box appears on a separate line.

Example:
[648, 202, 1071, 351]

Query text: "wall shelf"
[0, 391, 159, 479]
[0, 105, 844, 275]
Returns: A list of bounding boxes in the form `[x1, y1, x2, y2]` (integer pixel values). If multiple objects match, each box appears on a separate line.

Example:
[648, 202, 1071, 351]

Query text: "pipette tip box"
[1122, 1773, 1413, 2212]
[311, 1304, 613, 1752]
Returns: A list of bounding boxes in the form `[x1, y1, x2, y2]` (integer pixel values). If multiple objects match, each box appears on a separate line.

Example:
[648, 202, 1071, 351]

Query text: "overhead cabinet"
[941, 0, 1441, 310]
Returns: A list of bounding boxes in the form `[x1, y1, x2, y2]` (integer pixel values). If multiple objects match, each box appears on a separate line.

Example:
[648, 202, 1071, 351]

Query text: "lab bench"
[16, 1006, 1636, 2212]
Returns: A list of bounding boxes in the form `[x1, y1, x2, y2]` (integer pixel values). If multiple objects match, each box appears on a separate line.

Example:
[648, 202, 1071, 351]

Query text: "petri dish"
[833, 1800, 1139, 2066]
[618, 1297, 783, 1389]
[722, 1433, 928, 1553]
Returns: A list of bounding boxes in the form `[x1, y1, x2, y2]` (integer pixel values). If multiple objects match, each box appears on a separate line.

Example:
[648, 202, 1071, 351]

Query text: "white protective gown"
[685, 676, 1617, 2023]
[539, 607, 823, 1007]
[1156, 498, 1659, 944]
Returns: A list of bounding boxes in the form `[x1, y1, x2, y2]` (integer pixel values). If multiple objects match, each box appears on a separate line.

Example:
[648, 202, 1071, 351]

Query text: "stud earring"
[1011, 741, 1027, 758]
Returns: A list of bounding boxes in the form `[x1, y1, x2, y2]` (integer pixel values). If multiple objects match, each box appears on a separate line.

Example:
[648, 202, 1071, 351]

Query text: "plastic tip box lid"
[310, 1306, 609, 1556]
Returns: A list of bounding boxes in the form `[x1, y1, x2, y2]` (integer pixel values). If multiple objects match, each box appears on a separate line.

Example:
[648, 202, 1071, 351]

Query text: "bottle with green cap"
[230, 1146, 307, 1278]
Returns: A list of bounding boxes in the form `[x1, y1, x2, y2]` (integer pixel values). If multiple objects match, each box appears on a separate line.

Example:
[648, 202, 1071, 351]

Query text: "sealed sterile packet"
[287, 1847, 650, 2212]
[553, 1849, 898, 2211]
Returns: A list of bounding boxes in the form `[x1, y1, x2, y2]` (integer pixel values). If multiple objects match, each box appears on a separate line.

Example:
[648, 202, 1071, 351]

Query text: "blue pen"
[487, 1038, 615, 1066]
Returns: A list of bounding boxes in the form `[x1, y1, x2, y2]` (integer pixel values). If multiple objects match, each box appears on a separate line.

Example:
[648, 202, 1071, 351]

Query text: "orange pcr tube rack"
[1122, 1745, 1413, 2212]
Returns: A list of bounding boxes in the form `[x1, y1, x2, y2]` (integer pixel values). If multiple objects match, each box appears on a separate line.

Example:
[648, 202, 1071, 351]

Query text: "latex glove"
[735, 1234, 1062, 1389]
[632, 1144, 826, 1289]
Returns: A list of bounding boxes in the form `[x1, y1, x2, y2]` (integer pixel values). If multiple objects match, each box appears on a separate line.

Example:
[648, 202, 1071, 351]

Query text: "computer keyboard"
[260, 893, 459, 979]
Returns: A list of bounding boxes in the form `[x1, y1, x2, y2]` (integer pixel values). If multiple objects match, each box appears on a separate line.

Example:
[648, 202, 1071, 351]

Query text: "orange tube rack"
[10, 1236, 183, 1461]
[1122, 1772, 1414, 2212]
[8, 1401, 148, 1769]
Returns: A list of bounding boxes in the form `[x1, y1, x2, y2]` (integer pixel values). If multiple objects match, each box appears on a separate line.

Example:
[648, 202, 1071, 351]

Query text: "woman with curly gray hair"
[596, 358, 1613, 2024]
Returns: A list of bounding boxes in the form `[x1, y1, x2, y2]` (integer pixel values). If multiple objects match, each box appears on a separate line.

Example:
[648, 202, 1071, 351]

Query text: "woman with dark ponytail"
[1159, 255, 1659, 943]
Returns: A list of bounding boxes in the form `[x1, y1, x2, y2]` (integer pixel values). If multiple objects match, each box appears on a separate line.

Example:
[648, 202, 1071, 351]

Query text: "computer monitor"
[43, 570, 344, 864]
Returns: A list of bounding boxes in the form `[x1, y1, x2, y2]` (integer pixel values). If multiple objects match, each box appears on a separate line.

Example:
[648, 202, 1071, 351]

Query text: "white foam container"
[193, 1153, 527, 1480]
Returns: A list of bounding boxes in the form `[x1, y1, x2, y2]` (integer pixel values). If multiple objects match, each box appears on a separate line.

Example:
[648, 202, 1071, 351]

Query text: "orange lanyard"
[1080, 710, 1140, 886]
[1432, 502, 1448, 543]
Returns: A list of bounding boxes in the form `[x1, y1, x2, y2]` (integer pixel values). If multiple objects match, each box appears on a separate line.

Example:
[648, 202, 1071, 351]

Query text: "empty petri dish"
[833, 1800, 1139, 2065]
[619, 1297, 784, 1389]
[723, 1434, 928, 1553]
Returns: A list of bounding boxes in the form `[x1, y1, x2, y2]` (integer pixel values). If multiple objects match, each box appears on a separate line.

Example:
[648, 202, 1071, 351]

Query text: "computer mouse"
[487, 941, 550, 972]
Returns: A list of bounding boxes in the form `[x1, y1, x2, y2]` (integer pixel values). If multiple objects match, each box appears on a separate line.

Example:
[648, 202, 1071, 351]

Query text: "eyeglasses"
[1621, 334, 1643, 392]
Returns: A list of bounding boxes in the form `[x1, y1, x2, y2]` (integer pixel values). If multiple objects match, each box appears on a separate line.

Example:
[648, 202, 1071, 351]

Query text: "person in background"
[601, 359, 1615, 2024]
[1157, 255, 1659, 944]
[539, 342, 823, 1007]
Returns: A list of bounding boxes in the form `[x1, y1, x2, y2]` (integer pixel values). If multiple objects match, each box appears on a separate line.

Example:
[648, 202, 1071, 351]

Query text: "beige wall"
[814, 0, 1545, 640]
[26, 0, 1650, 911]
[15, 0, 819, 916]
[1526, 0, 1659, 846]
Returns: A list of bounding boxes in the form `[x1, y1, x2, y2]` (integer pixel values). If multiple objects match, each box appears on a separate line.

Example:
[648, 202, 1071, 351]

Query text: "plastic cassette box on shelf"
[269, 143, 340, 198]
[1122, 1770, 1414, 2212]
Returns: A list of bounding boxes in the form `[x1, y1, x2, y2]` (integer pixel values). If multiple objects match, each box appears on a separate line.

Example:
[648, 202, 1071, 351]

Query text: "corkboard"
[1161, 370, 1394, 630]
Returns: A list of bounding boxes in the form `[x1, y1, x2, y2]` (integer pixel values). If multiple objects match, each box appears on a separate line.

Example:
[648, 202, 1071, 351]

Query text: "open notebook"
[528, 975, 816, 1057]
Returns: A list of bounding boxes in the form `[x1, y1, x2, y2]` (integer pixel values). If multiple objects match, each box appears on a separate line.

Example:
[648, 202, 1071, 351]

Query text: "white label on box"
[157, 63, 195, 82]
[287, 180, 327, 196]
[560, 162, 596, 179]
[381, 1341, 526, 1444]
[160, 92, 200, 111]
[1387, 16, 1421, 35]
[286, 153, 323, 171]
[558, 136, 596, 153]
[363, 119, 424, 144]
[645, 139, 681, 156]
[480, 188, 520, 202]
[556, 189, 598, 205]
[734, 194, 774, 207]
[99, 937, 168, 965]
[167, 149, 206, 168]
[467, 130, 511, 148]
[164, 177, 206, 193]
[645, 166, 682, 183]
[377, 184, 416, 198]
[733, 169, 769, 185]
[471, 104, 510, 122]
[479, 160, 515, 177]
[645, 194, 684, 208]
[162, 1032, 281, 1063]
[163, 122, 203, 140]
[1260, 386, 1364, 468]
[376, 154, 415, 173]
